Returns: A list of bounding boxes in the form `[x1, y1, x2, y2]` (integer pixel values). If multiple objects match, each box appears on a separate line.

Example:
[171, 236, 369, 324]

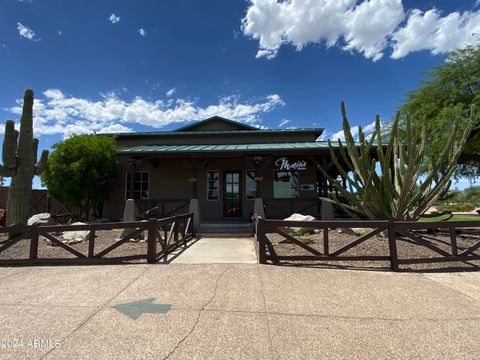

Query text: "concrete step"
[200, 222, 252, 229]
[198, 222, 253, 238]
[196, 233, 253, 238]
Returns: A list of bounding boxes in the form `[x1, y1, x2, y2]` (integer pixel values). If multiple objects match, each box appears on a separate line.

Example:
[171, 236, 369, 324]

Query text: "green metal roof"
[117, 141, 346, 155]
[107, 128, 324, 138]
[173, 116, 258, 132]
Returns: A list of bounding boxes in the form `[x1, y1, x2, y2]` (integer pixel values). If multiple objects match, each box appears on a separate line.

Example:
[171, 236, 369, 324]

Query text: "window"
[273, 170, 298, 198]
[207, 170, 219, 201]
[246, 170, 257, 200]
[125, 171, 149, 199]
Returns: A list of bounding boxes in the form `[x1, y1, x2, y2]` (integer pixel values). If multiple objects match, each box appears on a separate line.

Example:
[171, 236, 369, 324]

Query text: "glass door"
[223, 171, 241, 217]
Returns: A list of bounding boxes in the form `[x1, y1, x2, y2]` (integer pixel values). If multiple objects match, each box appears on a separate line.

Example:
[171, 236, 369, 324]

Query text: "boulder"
[62, 222, 90, 242]
[284, 213, 317, 233]
[28, 213, 54, 226]
[337, 228, 361, 236]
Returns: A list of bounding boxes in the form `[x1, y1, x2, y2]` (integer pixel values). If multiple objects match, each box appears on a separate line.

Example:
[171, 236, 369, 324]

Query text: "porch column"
[253, 156, 272, 218]
[182, 159, 208, 232]
[320, 155, 329, 197]
[309, 155, 335, 220]
[182, 159, 208, 199]
[127, 158, 136, 200]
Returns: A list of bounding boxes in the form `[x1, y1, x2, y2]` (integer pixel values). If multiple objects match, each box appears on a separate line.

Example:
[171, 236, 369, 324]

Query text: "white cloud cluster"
[16, 22, 38, 41]
[108, 13, 120, 24]
[242, 0, 480, 61]
[5, 89, 284, 138]
[138, 28, 146, 37]
[391, 8, 480, 59]
[166, 88, 176, 97]
[328, 121, 377, 142]
[278, 119, 290, 127]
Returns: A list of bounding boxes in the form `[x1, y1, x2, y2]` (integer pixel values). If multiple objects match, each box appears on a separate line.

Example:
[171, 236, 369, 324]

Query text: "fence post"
[387, 220, 399, 271]
[147, 218, 157, 263]
[88, 230, 95, 258]
[174, 215, 179, 245]
[190, 213, 195, 239]
[449, 225, 458, 256]
[257, 218, 267, 264]
[29, 226, 39, 263]
[323, 225, 329, 256]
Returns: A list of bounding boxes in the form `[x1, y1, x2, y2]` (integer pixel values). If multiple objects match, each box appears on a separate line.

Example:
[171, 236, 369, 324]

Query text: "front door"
[223, 171, 241, 217]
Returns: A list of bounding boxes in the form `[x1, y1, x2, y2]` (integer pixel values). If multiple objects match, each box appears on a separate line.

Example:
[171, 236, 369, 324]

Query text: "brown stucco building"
[104, 116, 347, 230]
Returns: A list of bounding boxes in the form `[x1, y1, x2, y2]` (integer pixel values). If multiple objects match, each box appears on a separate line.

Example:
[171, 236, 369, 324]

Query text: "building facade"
[104, 116, 347, 227]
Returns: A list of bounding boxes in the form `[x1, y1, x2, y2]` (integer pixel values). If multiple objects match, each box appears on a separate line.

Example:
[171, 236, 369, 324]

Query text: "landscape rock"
[117, 229, 146, 242]
[336, 228, 361, 236]
[284, 213, 317, 233]
[28, 213, 54, 226]
[62, 222, 90, 242]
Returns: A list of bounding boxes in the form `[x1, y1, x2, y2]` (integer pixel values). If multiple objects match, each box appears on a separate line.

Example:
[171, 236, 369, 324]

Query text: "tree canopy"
[400, 42, 480, 178]
[42, 134, 118, 220]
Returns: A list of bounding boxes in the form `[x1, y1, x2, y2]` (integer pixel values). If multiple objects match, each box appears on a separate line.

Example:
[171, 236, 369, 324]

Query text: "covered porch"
[110, 142, 351, 231]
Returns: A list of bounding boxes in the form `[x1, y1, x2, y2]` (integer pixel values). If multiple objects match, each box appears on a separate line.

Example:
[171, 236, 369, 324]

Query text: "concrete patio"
[0, 264, 479, 359]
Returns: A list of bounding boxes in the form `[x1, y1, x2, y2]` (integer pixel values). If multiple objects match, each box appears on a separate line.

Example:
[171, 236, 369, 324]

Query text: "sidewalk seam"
[420, 273, 480, 305]
[258, 265, 275, 360]
[163, 264, 230, 360]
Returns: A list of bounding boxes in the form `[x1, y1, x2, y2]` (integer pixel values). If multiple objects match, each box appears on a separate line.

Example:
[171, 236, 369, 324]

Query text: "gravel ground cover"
[265, 228, 480, 271]
[0, 229, 149, 263]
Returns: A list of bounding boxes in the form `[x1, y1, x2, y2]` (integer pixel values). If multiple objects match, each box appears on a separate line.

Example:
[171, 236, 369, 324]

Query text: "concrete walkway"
[0, 264, 479, 359]
[171, 237, 257, 264]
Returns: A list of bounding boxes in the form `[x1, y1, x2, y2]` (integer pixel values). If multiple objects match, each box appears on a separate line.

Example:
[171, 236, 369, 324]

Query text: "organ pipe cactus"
[0, 89, 49, 226]
[319, 102, 474, 221]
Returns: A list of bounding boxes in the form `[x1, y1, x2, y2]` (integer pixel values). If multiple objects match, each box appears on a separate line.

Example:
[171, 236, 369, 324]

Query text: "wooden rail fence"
[0, 213, 194, 266]
[253, 215, 480, 271]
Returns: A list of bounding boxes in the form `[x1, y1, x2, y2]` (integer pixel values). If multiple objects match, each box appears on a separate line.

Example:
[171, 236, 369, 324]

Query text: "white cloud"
[391, 8, 480, 59]
[108, 13, 120, 24]
[97, 124, 133, 134]
[166, 87, 176, 97]
[343, 0, 404, 61]
[138, 28, 146, 37]
[5, 89, 284, 138]
[329, 121, 377, 142]
[57, 30, 62, 36]
[16, 22, 39, 41]
[278, 119, 290, 127]
[242, 0, 480, 61]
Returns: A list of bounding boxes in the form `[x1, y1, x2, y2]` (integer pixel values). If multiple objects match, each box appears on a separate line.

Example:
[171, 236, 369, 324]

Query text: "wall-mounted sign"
[300, 184, 315, 191]
[275, 157, 307, 171]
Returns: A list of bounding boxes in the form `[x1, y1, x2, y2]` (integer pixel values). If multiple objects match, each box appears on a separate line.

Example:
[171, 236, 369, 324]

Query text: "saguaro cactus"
[0, 89, 49, 226]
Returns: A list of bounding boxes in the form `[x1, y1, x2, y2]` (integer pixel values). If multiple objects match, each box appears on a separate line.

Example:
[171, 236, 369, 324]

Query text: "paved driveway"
[0, 264, 479, 359]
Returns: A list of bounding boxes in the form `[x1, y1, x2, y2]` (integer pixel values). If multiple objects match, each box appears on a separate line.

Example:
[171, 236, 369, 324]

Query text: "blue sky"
[0, 0, 479, 189]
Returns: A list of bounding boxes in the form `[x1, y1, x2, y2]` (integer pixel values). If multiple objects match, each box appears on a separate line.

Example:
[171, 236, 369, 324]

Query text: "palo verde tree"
[319, 102, 474, 221]
[42, 134, 118, 221]
[0, 89, 49, 226]
[400, 42, 480, 178]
